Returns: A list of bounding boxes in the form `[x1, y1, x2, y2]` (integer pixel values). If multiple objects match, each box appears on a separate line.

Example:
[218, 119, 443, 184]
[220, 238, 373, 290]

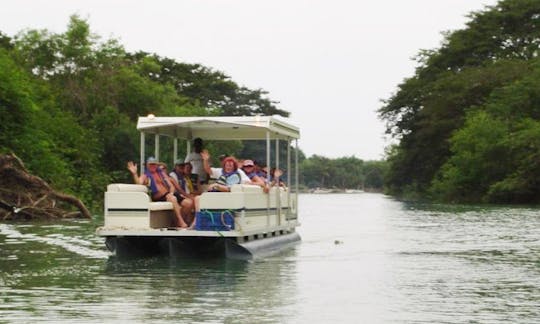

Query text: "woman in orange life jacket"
[127, 157, 189, 229]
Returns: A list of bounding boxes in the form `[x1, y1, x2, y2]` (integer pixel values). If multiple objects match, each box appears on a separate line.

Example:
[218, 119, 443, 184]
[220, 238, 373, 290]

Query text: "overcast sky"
[1, 0, 499, 160]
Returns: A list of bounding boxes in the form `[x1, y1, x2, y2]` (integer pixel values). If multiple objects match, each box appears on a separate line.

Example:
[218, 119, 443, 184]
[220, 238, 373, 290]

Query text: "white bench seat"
[105, 183, 175, 228]
[149, 201, 173, 211]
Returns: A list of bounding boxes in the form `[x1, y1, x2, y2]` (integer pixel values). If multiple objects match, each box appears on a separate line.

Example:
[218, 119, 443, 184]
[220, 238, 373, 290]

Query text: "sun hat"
[146, 156, 159, 164]
[243, 159, 255, 167]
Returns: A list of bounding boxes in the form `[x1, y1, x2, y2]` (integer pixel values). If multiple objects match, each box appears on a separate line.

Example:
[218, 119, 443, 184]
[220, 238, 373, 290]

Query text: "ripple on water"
[1, 195, 539, 323]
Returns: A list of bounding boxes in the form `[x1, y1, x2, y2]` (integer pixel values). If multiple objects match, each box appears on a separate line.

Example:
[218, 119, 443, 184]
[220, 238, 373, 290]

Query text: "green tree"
[130, 53, 289, 117]
[379, 0, 540, 202]
[433, 60, 540, 203]
[1, 14, 294, 212]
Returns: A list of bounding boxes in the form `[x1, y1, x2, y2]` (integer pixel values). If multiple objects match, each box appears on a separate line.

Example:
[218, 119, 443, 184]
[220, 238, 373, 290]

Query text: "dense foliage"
[379, 0, 540, 203]
[0, 16, 294, 210]
[300, 156, 386, 191]
[0, 17, 382, 212]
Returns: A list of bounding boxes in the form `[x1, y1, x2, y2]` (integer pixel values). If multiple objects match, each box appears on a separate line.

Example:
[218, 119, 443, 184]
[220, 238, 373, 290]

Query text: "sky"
[1, 0, 499, 160]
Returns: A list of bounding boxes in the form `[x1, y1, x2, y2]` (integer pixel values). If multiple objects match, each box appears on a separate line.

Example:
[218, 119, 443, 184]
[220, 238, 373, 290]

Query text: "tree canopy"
[379, 0, 540, 203]
[1, 16, 382, 212]
[0, 16, 297, 210]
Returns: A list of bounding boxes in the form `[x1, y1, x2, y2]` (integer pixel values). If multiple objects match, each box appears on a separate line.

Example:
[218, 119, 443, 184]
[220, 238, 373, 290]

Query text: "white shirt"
[184, 152, 206, 181]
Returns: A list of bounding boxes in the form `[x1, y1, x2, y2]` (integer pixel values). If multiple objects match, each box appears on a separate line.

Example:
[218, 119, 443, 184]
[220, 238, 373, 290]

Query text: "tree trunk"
[0, 153, 91, 220]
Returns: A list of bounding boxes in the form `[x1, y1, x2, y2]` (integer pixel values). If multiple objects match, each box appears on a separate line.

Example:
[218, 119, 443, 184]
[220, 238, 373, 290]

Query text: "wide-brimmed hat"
[146, 156, 159, 164]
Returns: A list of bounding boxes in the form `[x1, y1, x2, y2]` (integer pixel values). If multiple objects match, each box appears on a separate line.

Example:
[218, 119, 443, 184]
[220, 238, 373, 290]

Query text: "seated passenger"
[201, 150, 251, 190]
[166, 160, 195, 224]
[241, 159, 269, 192]
[184, 162, 202, 197]
[127, 157, 189, 228]
[270, 167, 287, 188]
[168, 160, 185, 184]
[192, 152, 247, 226]
[254, 160, 267, 179]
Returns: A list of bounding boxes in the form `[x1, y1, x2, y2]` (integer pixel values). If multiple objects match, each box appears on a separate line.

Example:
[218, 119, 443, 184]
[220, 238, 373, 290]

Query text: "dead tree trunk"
[0, 153, 92, 220]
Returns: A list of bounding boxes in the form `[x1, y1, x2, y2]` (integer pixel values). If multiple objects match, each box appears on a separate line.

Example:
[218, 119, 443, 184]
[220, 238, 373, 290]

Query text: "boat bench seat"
[230, 184, 264, 193]
[149, 201, 174, 211]
[105, 183, 176, 229]
[199, 184, 289, 211]
[106, 183, 174, 210]
[107, 183, 148, 192]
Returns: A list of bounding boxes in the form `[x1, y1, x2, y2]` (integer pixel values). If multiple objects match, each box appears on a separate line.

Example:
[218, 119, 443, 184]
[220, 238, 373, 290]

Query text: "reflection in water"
[95, 253, 298, 323]
[1, 194, 539, 323]
[1, 218, 299, 323]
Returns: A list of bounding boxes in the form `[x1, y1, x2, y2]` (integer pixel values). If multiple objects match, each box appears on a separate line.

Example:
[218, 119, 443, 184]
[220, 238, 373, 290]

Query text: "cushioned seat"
[149, 201, 174, 211]
[107, 183, 148, 192]
[230, 184, 263, 193]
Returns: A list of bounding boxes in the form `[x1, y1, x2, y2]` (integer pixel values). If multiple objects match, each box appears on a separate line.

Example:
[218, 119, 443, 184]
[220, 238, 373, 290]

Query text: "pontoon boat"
[96, 116, 301, 260]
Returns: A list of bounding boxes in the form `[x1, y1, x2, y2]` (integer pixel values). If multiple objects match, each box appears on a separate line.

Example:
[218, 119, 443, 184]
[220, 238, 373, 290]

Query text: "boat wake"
[0, 223, 110, 259]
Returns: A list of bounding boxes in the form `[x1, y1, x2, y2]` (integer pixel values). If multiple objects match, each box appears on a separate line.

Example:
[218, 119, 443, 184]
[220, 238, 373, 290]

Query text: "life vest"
[255, 171, 269, 183]
[144, 169, 170, 196]
[184, 175, 195, 193]
[189, 173, 199, 191]
[216, 170, 241, 187]
[245, 171, 258, 180]
[171, 170, 186, 191]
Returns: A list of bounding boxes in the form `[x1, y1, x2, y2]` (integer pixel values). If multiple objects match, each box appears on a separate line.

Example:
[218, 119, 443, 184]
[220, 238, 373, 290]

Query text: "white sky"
[1, 0, 499, 160]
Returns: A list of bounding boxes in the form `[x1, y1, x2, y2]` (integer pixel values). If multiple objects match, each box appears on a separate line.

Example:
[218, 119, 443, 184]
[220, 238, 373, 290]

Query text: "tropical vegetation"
[0, 16, 383, 213]
[379, 0, 540, 203]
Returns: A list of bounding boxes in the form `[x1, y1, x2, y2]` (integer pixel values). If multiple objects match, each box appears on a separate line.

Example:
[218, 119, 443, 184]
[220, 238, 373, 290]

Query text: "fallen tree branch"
[0, 153, 92, 220]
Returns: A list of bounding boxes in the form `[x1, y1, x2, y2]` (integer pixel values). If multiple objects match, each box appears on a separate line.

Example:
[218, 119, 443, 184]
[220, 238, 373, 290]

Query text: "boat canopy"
[137, 116, 300, 141]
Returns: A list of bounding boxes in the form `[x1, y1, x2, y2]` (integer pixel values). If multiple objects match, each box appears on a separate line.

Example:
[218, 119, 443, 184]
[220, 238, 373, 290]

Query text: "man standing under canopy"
[184, 138, 207, 184]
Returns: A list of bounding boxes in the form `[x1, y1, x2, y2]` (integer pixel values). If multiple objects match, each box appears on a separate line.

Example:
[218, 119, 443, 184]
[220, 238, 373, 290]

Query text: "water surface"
[1, 193, 539, 323]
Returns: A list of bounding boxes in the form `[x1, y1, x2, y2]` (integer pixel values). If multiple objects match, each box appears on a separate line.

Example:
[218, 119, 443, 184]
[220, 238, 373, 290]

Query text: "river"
[1, 193, 539, 323]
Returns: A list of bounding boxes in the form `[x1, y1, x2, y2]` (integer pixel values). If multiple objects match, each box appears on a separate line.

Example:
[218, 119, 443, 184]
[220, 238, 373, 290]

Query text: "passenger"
[192, 151, 250, 216]
[218, 154, 229, 163]
[184, 162, 202, 197]
[169, 160, 186, 187]
[259, 165, 269, 182]
[127, 157, 189, 228]
[166, 161, 195, 223]
[241, 159, 269, 192]
[204, 153, 250, 192]
[184, 137, 208, 184]
[253, 160, 267, 179]
[270, 167, 287, 188]
[202, 150, 251, 188]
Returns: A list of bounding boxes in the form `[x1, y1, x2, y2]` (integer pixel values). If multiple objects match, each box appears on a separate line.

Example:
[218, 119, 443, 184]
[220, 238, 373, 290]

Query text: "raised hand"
[127, 161, 138, 174]
[200, 149, 210, 161]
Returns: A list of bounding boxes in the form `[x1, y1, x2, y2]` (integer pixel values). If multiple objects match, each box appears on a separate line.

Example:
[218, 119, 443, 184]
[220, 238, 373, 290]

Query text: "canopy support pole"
[275, 138, 281, 225]
[140, 132, 145, 175]
[154, 133, 160, 162]
[266, 131, 271, 228]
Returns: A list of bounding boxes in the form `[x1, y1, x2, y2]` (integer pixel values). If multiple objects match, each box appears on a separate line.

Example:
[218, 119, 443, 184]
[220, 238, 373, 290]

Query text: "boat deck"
[96, 221, 299, 238]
